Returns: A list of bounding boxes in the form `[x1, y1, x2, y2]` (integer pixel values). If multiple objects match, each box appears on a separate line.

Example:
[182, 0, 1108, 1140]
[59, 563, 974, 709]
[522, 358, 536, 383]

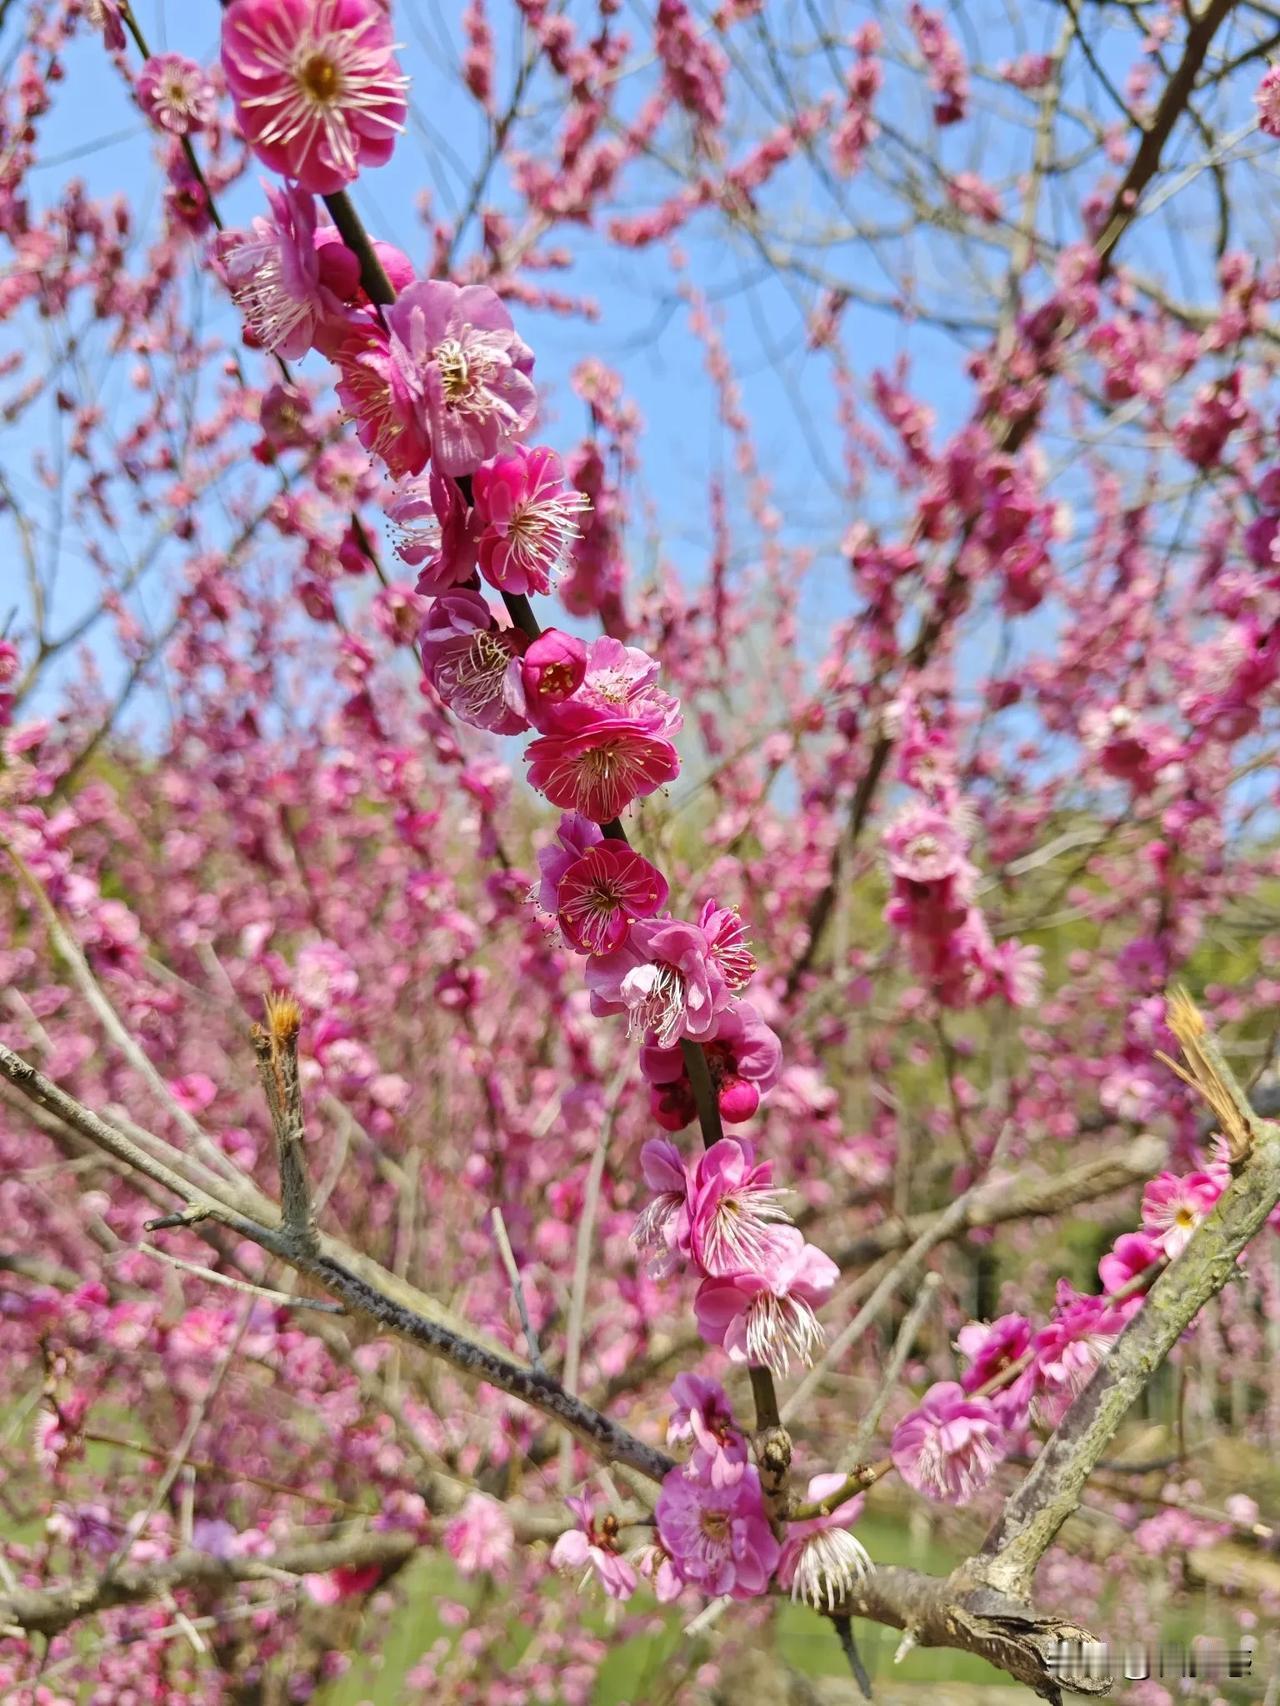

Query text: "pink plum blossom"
[472, 445, 591, 595]
[776, 1474, 871, 1610]
[136, 54, 216, 135]
[684, 1137, 792, 1278]
[1141, 1170, 1223, 1259]
[890, 1382, 1008, 1504]
[694, 1226, 838, 1376]
[385, 470, 477, 592]
[221, 0, 409, 195]
[642, 1002, 783, 1130]
[551, 840, 669, 955]
[550, 1492, 636, 1600]
[525, 718, 681, 825]
[419, 591, 528, 735]
[444, 1493, 514, 1576]
[655, 1460, 780, 1599]
[585, 916, 731, 1046]
[667, 1373, 748, 1487]
[385, 282, 538, 476]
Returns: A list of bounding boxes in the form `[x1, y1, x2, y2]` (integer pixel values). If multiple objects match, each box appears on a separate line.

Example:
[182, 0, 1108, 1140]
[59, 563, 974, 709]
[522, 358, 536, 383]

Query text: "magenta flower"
[553, 842, 668, 955]
[331, 322, 430, 478]
[512, 629, 588, 728]
[384, 470, 476, 591]
[534, 812, 604, 913]
[472, 445, 590, 595]
[777, 1473, 871, 1610]
[221, 0, 409, 196]
[1099, 1230, 1162, 1301]
[525, 717, 680, 825]
[667, 1373, 748, 1488]
[385, 282, 537, 476]
[419, 591, 528, 735]
[550, 1493, 636, 1601]
[693, 1227, 838, 1376]
[215, 184, 349, 360]
[955, 1313, 1036, 1428]
[1141, 1169, 1222, 1259]
[137, 54, 217, 136]
[655, 1460, 779, 1600]
[684, 1137, 792, 1279]
[444, 1493, 513, 1577]
[891, 1381, 1007, 1504]
[631, 1136, 691, 1277]
[585, 917, 730, 1046]
[642, 1002, 783, 1131]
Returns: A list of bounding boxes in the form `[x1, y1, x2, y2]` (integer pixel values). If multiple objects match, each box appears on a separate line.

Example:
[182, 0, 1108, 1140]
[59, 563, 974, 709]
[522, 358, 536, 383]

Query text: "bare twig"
[491, 1205, 546, 1374]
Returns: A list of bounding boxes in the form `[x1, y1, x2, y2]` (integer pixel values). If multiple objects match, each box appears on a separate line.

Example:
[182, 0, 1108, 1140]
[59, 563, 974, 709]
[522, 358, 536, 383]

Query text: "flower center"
[453, 632, 512, 708]
[699, 1509, 730, 1543]
[298, 51, 342, 105]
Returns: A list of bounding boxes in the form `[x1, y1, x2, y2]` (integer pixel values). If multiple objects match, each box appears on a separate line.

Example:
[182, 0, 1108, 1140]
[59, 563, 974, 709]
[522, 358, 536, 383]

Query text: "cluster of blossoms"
[551, 1375, 870, 1611]
[890, 1130, 1278, 1506]
[634, 1136, 839, 1375]
[882, 707, 1042, 1009]
[207, 0, 848, 1615]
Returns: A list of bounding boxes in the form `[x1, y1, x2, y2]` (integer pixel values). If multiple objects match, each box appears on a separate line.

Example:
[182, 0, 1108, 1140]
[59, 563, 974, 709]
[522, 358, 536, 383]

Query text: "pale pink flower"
[295, 940, 358, 1007]
[550, 1492, 636, 1600]
[472, 444, 590, 595]
[444, 1493, 513, 1576]
[631, 1136, 691, 1276]
[1141, 1169, 1223, 1259]
[885, 803, 970, 885]
[891, 1382, 1007, 1504]
[553, 840, 668, 955]
[419, 590, 528, 736]
[685, 1137, 792, 1278]
[215, 184, 349, 359]
[331, 321, 430, 478]
[667, 1374, 748, 1488]
[385, 281, 537, 476]
[538, 636, 682, 736]
[655, 1460, 779, 1600]
[777, 1474, 871, 1610]
[693, 1227, 838, 1376]
[1033, 1283, 1126, 1427]
[384, 470, 476, 591]
[221, 0, 409, 195]
[525, 717, 680, 824]
[585, 917, 730, 1047]
[137, 54, 217, 136]
[631, 1539, 684, 1601]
